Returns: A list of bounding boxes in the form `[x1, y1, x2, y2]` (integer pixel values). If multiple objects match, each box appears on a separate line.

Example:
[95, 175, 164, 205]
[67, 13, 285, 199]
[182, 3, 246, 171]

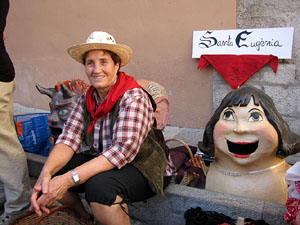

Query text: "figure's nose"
[233, 120, 249, 133]
[48, 112, 60, 124]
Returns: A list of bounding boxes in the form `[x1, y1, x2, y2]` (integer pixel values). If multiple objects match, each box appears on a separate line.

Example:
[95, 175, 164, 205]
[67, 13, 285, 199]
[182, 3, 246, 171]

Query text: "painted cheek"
[214, 121, 231, 140]
[251, 123, 278, 143]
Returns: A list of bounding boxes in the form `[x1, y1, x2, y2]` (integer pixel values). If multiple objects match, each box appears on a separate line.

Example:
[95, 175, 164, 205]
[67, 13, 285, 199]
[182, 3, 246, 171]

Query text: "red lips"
[233, 153, 251, 158]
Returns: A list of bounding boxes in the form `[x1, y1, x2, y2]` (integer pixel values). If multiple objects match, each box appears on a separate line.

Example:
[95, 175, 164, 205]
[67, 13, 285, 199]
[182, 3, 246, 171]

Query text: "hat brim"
[67, 43, 132, 67]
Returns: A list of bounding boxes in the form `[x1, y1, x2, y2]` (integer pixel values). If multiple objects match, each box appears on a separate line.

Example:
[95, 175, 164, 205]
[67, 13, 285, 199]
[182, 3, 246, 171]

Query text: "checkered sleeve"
[55, 94, 85, 153]
[102, 88, 155, 168]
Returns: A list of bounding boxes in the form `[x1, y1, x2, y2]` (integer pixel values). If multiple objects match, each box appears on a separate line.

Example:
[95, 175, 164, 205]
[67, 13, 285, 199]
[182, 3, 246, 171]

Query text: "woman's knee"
[84, 175, 121, 206]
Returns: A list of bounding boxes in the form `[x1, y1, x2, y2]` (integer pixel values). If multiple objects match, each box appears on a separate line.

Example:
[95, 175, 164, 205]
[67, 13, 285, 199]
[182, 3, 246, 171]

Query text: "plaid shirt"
[56, 88, 154, 169]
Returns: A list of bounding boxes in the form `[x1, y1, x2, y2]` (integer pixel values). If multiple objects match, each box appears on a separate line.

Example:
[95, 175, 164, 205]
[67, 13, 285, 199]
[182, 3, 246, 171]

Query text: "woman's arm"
[30, 143, 74, 215]
[41, 143, 74, 177]
[31, 96, 86, 215]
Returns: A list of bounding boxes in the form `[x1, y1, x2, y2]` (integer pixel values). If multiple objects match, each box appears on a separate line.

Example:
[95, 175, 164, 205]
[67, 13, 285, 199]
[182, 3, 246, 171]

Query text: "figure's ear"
[35, 83, 55, 98]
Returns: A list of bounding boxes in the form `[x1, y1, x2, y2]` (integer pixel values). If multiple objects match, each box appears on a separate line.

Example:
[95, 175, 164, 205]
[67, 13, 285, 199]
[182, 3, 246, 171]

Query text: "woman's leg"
[90, 195, 130, 225]
[85, 164, 154, 225]
[59, 190, 90, 219]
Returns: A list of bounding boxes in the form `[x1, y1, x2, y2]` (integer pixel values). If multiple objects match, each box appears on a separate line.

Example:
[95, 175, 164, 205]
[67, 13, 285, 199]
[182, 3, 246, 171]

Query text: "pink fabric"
[284, 161, 300, 225]
[284, 195, 300, 225]
[198, 54, 278, 89]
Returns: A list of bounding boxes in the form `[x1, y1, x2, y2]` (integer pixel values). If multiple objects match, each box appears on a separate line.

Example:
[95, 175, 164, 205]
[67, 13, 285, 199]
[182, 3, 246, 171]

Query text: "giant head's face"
[213, 97, 278, 165]
[36, 79, 89, 142]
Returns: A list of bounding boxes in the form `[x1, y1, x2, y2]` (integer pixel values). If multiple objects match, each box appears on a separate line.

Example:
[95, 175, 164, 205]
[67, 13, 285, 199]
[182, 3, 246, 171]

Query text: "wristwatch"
[71, 169, 80, 186]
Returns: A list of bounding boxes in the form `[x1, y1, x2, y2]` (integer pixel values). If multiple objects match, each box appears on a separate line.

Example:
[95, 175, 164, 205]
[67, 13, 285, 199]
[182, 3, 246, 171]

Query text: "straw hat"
[68, 31, 132, 67]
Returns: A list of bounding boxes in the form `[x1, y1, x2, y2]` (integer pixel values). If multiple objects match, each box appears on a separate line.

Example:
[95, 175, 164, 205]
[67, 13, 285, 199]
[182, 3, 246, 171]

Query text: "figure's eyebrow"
[248, 108, 263, 113]
[225, 107, 235, 113]
[55, 102, 72, 109]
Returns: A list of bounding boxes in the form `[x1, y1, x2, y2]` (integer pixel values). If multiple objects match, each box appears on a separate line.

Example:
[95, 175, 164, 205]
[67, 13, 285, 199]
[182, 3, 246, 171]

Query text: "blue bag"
[14, 113, 51, 156]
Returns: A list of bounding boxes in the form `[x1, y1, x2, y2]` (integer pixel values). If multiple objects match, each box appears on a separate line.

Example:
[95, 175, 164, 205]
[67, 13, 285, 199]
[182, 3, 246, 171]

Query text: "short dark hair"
[199, 86, 300, 158]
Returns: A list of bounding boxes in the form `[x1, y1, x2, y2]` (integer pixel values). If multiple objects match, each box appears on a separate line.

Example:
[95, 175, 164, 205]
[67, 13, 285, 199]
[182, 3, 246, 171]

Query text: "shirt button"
[95, 124, 100, 128]
[93, 143, 98, 148]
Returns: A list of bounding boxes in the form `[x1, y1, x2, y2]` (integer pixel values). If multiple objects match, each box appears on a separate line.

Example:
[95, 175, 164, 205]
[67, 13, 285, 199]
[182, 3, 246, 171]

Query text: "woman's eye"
[59, 109, 69, 117]
[223, 110, 234, 121]
[249, 112, 263, 122]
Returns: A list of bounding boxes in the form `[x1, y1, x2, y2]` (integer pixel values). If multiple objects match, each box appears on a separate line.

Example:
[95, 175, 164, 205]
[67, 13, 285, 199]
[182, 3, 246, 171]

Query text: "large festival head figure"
[36, 79, 89, 142]
[200, 86, 300, 204]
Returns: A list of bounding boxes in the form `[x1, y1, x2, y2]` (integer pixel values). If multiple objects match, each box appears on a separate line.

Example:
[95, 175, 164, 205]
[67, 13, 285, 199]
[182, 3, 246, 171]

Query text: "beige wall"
[6, 0, 236, 128]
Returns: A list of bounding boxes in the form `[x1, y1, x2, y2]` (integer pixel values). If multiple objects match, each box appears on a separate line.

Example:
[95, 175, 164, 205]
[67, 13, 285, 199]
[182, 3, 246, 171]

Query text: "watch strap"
[71, 169, 80, 186]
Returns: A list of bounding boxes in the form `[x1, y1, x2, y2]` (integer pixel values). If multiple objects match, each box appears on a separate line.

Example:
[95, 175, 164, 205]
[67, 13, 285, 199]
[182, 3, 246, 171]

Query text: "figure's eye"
[58, 109, 69, 117]
[248, 112, 263, 122]
[223, 110, 234, 121]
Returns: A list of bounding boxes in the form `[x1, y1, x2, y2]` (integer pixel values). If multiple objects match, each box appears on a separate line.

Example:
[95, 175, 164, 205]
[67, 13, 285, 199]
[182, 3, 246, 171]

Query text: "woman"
[30, 31, 169, 225]
[199, 86, 300, 203]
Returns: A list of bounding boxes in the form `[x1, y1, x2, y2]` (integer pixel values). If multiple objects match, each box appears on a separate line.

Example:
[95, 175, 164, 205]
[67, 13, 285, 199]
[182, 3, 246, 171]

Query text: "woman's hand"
[30, 171, 52, 216]
[35, 172, 74, 215]
[30, 144, 75, 216]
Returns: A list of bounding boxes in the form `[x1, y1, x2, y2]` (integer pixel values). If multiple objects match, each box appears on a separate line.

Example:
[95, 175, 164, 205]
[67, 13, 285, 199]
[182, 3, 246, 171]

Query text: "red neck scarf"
[86, 72, 141, 133]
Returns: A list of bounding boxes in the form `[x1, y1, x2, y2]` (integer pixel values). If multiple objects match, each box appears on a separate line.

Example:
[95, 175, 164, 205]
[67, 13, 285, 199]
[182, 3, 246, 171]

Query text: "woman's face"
[85, 50, 119, 98]
[213, 97, 278, 165]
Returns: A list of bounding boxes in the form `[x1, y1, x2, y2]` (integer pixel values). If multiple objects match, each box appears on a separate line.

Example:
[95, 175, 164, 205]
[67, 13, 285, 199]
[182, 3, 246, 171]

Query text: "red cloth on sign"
[86, 72, 141, 134]
[198, 54, 278, 89]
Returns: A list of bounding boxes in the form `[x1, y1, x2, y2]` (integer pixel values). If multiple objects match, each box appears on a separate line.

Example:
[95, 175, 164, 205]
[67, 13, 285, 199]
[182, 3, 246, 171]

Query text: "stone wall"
[213, 0, 300, 135]
[237, 0, 300, 79]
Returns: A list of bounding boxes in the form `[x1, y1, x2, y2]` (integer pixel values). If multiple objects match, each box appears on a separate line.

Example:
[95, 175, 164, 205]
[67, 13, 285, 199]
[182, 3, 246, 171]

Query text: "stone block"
[262, 201, 288, 224]
[286, 152, 300, 165]
[163, 126, 205, 147]
[129, 184, 288, 225]
[26, 152, 46, 178]
[213, 75, 231, 111]
[260, 64, 296, 84]
[282, 116, 300, 135]
[264, 86, 300, 117]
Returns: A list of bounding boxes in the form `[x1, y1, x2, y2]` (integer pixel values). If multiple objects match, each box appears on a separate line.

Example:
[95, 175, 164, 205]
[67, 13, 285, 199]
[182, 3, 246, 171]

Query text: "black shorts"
[55, 153, 170, 206]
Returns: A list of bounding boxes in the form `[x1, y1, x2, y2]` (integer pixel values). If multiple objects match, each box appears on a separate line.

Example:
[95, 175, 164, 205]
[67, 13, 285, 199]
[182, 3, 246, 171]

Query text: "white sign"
[192, 27, 294, 59]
